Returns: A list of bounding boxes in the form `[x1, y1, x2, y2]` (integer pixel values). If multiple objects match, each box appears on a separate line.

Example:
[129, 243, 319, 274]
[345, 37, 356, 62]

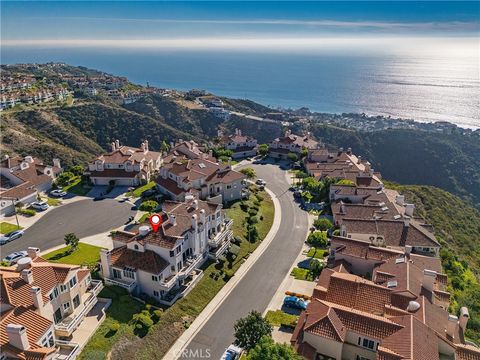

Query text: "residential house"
[100, 196, 233, 305]
[0, 247, 104, 360]
[269, 130, 318, 159]
[0, 155, 62, 216]
[155, 150, 247, 204]
[219, 129, 258, 159]
[86, 140, 162, 186]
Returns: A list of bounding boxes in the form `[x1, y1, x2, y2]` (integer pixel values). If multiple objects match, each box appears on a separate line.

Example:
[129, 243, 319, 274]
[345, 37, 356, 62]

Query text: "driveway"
[1, 198, 136, 255]
[184, 162, 309, 359]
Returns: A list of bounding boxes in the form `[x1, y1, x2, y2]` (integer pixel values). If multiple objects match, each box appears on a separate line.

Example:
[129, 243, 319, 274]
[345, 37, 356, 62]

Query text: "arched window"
[134, 244, 139, 250]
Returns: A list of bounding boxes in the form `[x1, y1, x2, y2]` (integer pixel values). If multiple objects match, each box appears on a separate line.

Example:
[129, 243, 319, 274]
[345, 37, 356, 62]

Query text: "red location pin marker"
[149, 213, 162, 233]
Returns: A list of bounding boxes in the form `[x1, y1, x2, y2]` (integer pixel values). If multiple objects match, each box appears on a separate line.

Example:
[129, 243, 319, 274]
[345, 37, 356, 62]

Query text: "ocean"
[2, 47, 479, 129]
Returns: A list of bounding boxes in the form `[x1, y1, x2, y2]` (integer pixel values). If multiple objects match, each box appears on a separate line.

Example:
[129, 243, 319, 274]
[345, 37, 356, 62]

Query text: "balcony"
[209, 238, 231, 260]
[104, 277, 137, 293]
[55, 280, 104, 337]
[208, 219, 233, 247]
[158, 269, 204, 306]
[178, 254, 204, 279]
[53, 340, 80, 360]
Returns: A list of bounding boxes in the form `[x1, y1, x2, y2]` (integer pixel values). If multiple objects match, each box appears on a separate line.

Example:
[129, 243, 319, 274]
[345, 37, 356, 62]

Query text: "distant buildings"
[219, 129, 258, 159]
[0, 155, 62, 216]
[0, 247, 104, 360]
[100, 197, 233, 305]
[86, 140, 162, 186]
[269, 130, 318, 159]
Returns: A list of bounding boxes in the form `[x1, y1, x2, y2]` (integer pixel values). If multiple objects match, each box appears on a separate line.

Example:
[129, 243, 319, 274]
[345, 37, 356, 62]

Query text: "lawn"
[0, 222, 22, 234]
[95, 189, 275, 360]
[307, 247, 328, 259]
[43, 196, 62, 206]
[127, 181, 156, 198]
[265, 310, 299, 328]
[79, 286, 149, 360]
[43, 243, 104, 267]
[63, 177, 92, 196]
[291, 267, 315, 281]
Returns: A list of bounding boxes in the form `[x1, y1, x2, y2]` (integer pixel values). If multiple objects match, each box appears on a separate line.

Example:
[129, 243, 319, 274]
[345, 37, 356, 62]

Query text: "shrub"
[313, 218, 333, 231]
[287, 152, 298, 162]
[307, 231, 328, 248]
[247, 216, 258, 225]
[139, 200, 159, 212]
[333, 229, 340, 236]
[248, 209, 258, 217]
[152, 309, 163, 322]
[258, 144, 269, 156]
[108, 321, 120, 333]
[18, 208, 36, 216]
[240, 168, 256, 179]
[56, 171, 75, 187]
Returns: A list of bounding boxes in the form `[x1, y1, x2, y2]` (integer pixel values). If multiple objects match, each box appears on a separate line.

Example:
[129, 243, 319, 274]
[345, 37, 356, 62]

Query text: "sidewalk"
[163, 186, 282, 360]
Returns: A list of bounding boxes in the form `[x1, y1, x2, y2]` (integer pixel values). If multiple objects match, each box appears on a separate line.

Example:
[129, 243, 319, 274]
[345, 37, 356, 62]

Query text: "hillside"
[386, 183, 480, 342]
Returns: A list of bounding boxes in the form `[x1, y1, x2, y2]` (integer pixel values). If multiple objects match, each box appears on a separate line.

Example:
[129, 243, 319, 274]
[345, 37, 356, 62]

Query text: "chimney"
[208, 150, 213, 158]
[6, 324, 30, 351]
[423, 269, 437, 292]
[115, 139, 120, 149]
[347, 147, 352, 155]
[406, 301, 420, 312]
[193, 199, 199, 210]
[170, 214, 177, 226]
[217, 129, 223, 138]
[52, 158, 61, 168]
[404, 216, 411, 227]
[111, 142, 116, 152]
[396, 195, 405, 206]
[21, 269, 33, 284]
[364, 162, 371, 172]
[16, 257, 32, 272]
[199, 209, 206, 224]
[238, 129, 242, 136]
[405, 245, 412, 255]
[30, 286, 43, 313]
[27, 247, 39, 260]
[192, 214, 198, 229]
[405, 203, 415, 217]
[144, 140, 149, 152]
[446, 315, 458, 339]
[141, 142, 146, 152]
[459, 307, 469, 330]
[25, 156, 34, 164]
[357, 155, 362, 164]
[100, 249, 112, 279]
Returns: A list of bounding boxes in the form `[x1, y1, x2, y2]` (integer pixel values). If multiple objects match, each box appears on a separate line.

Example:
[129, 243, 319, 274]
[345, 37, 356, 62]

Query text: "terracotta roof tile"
[109, 246, 169, 274]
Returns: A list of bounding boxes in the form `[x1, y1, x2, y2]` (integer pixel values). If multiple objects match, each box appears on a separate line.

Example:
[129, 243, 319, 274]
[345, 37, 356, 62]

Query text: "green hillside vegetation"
[386, 183, 480, 343]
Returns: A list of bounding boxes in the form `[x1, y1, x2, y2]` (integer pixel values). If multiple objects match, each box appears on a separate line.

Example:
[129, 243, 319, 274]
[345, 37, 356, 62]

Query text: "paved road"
[184, 162, 309, 359]
[1, 198, 136, 255]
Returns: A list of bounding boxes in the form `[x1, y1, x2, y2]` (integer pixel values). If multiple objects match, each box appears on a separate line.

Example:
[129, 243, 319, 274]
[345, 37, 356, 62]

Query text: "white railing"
[159, 275, 178, 290]
[104, 277, 137, 292]
[54, 340, 80, 360]
[158, 270, 204, 306]
[178, 255, 203, 278]
[208, 219, 233, 247]
[54, 281, 104, 335]
[209, 238, 231, 259]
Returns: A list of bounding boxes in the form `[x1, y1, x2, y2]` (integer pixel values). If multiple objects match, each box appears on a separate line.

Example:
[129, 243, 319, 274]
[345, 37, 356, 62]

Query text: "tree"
[240, 167, 257, 179]
[313, 218, 333, 231]
[287, 152, 298, 162]
[258, 144, 269, 157]
[300, 148, 308, 159]
[139, 200, 159, 212]
[68, 165, 84, 176]
[160, 140, 170, 153]
[56, 171, 75, 187]
[64, 233, 79, 252]
[247, 336, 302, 360]
[233, 311, 273, 351]
[301, 191, 313, 203]
[307, 231, 328, 248]
[309, 259, 323, 278]
[247, 225, 259, 242]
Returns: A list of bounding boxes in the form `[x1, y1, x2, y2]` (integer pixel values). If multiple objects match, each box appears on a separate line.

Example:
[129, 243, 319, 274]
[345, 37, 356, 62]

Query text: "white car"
[50, 189, 67, 197]
[31, 201, 49, 211]
[2, 251, 28, 265]
[220, 345, 243, 360]
[256, 179, 266, 186]
[0, 230, 25, 245]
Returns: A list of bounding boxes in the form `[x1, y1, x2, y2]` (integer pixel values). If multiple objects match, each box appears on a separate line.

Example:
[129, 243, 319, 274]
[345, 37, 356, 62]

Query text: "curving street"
[1, 198, 136, 255]
[183, 162, 309, 359]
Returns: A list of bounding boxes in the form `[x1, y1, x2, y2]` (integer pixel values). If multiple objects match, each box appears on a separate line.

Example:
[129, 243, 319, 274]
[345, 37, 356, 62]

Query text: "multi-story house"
[155, 151, 247, 204]
[269, 130, 318, 159]
[0, 155, 62, 216]
[219, 129, 258, 159]
[86, 140, 162, 186]
[0, 247, 104, 360]
[99, 196, 233, 305]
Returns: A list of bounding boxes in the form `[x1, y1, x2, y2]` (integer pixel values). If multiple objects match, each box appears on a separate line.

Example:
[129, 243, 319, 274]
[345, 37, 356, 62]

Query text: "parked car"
[50, 189, 67, 197]
[0, 230, 25, 245]
[283, 296, 309, 310]
[220, 344, 243, 360]
[256, 179, 266, 186]
[31, 201, 49, 211]
[2, 251, 28, 265]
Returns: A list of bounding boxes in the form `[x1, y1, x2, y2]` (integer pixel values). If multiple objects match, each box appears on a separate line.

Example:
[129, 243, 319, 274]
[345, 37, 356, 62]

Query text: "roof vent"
[394, 215, 401, 220]
[395, 257, 406, 264]
[387, 280, 398, 288]
[381, 206, 388, 211]
[379, 202, 386, 207]
[407, 301, 421, 312]
[198, 163, 206, 169]
[139, 226, 150, 236]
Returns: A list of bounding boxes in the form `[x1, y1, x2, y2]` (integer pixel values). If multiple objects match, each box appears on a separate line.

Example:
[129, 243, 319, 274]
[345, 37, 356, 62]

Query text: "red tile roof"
[109, 246, 169, 274]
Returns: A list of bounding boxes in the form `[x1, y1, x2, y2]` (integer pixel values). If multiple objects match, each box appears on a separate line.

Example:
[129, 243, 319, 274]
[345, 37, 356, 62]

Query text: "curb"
[163, 186, 282, 360]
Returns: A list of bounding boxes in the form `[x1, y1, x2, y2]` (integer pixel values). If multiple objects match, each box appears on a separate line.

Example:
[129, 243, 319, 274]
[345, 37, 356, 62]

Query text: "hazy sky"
[1, 1, 479, 52]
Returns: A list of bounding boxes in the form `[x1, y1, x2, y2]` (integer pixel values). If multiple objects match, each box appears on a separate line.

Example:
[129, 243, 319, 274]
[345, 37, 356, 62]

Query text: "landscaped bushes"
[139, 200, 159, 212]
[313, 218, 333, 231]
[307, 231, 328, 248]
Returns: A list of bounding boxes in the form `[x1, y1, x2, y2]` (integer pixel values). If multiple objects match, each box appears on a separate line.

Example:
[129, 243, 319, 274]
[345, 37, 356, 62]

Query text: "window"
[152, 275, 158, 282]
[171, 265, 175, 272]
[49, 288, 59, 300]
[63, 302, 71, 311]
[113, 269, 122, 279]
[177, 262, 182, 272]
[153, 290, 159, 297]
[123, 267, 135, 279]
[73, 294, 80, 309]
[60, 284, 68, 293]
[226, 185, 231, 189]
[170, 250, 175, 257]
[134, 244, 139, 250]
[69, 276, 77, 288]
[358, 337, 376, 350]
[176, 246, 181, 255]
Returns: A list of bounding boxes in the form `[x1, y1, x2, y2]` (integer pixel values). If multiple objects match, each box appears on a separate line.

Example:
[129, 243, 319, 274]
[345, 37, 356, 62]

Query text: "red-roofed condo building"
[219, 128, 258, 159]
[0, 248, 104, 360]
[99, 197, 232, 305]
[86, 140, 162, 186]
[269, 130, 318, 159]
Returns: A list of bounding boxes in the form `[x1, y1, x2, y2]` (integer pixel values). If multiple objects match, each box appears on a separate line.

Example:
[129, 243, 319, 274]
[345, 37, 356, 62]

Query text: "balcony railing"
[159, 274, 178, 291]
[54, 340, 80, 360]
[54, 280, 104, 336]
[104, 277, 137, 292]
[208, 239, 231, 259]
[178, 254, 203, 279]
[208, 219, 233, 247]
